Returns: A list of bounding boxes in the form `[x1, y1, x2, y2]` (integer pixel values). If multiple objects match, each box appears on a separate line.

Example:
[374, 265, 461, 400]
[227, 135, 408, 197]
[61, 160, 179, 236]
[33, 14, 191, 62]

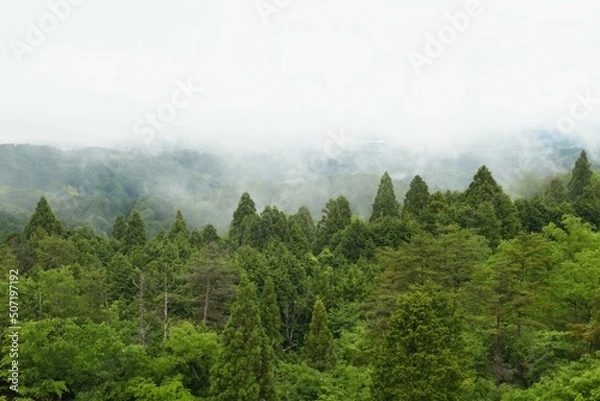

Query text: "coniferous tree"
[304, 297, 335, 372]
[123, 210, 146, 248]
[210, 275, 276, 401]
[24, 196, 63, 239]
[291, 206, 316, 244]
[335, 219, 375, 262]
[111, 214, 126, 240]
[260, 276, 283, 354]
[314, 196, 352, 254]
[370, 172, 400, 222]
[229, 192, 258, 247]
[371, 282, 464, 401]
[202, 224, 220, 244]
[568, 150, 593, 200]
[403, 175, 430, 220]
[169, 210, 189, 240]
[461, 166, 521, 245]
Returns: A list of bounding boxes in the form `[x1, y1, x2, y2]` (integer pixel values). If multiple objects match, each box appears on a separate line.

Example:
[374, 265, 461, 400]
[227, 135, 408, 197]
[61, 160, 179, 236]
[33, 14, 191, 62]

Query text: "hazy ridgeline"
[0, 131, 588, 239]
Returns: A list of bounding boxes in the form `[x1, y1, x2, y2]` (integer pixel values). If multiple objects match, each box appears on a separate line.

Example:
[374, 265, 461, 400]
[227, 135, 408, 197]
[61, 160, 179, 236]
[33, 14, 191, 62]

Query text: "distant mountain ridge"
[0, 132, 591, 239]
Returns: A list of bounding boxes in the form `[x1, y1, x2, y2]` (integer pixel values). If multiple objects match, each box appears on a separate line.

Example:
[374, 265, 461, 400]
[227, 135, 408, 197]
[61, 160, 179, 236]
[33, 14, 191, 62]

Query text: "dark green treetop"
[24, 196, 63, 239]
[304, 297, 335, 372]
[370, 172, 400, 222]
[568, 150, 593, 200]
[403, 175, 430, 219]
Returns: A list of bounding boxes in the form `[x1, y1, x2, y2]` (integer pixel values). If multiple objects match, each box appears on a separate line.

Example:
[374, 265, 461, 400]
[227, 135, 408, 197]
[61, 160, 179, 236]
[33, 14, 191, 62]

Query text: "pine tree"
[304, 297, 335, 371]
[370, 172, 400, 222]
[568, 150, 593, 200]
[403, 175, 430, 220]
[169, 210, 189, 240]
[210, 275, 276, 401]
[371, 282, 464, 401]
[229, 192, 258, 247]
[24, 196, 63, 239]
[111, 214, 126, 240]
[260, 276, 283, 354]
[123, 210, 146, 248]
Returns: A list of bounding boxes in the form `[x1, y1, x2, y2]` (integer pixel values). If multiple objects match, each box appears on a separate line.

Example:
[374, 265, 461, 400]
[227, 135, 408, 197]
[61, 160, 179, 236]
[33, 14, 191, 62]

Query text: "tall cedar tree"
[568, 150, 593, 200]
[403, 175, 430, 220]
[370, 172, 400, 222]
[202, 224, 220, 244]
[123, 210, 146, 248]
[292, 206, 316, 244]
[229, 192, 258, 247]
[24, 196, 63, 239]
[314, 196, 352, 254]
[169, 210, 189, 240]
[210, 275, 276, 401]
[464, 166, 521, 244]
[260, 276, 283, 354]
[111, 214, 126, 240]
[304, 297, 335, 371]
[372, 282, 464, 401]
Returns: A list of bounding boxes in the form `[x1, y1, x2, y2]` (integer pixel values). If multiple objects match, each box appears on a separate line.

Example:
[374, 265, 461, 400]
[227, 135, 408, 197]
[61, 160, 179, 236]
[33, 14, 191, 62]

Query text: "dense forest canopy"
[1, 148, 600, 400]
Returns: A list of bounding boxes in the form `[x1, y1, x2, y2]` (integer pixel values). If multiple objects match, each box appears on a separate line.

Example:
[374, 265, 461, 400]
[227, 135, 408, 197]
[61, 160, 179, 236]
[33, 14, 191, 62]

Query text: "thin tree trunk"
[163, 272, 169, 342]
[203, 277, 211, 327]
[139, 272, 146, 345]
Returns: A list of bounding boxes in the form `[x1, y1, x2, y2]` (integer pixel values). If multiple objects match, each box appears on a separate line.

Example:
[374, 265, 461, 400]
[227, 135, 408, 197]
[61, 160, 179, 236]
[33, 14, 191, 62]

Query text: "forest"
[1, 149, 600, 400]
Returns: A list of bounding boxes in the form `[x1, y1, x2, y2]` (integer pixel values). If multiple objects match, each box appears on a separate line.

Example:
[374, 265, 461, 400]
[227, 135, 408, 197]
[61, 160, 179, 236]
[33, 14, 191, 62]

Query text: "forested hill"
[0, 135, 588, 239]
[1, 150, 600, 400]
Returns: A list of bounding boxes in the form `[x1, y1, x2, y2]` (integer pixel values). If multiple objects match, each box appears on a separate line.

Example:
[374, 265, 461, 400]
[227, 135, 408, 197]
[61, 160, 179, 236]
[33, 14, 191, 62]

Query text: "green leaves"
[371, 282, 464, 401]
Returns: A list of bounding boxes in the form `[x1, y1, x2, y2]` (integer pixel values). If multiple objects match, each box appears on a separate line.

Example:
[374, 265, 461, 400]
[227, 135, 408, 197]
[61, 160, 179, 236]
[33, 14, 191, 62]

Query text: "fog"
[1, 0, 599, 156]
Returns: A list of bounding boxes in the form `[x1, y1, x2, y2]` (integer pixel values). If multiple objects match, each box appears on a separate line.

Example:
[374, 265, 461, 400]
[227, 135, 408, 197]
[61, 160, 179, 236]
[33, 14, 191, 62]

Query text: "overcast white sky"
[0, 0, 599, 153]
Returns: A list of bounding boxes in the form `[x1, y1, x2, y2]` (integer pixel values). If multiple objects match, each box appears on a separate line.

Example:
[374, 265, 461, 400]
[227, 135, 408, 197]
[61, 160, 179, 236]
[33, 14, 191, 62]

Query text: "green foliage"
[403, 175, 430, 220]
[2, 156, 600, 399]
[168, 210, 189, 240]
[123, 209, 146, 248]
[460, 166, 521, 246]
[305, 298, 336, 372]
[261, 276, 284, 354]
[24, 196, 63, 239]
[568, 150, 593, 200]
[210, 275, 277, 401]
[229, 192, 258, 247]
[370, 172, 400, 222]
[314, 196, 352, 254]
[371, 281, 464, 401]
[111, 214, 126, 240]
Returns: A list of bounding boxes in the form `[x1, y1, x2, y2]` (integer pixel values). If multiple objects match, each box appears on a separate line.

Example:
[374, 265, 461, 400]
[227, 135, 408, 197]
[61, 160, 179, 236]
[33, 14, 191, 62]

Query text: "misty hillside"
[0, 132, 588, 239]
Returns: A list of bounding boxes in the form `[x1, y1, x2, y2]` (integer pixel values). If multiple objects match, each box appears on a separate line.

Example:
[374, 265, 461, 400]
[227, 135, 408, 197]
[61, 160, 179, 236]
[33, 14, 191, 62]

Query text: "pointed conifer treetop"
[123, 209, 146, 248]
[568, 150, 593, 200]
[169, 210, 189, 239]
[229, 192, 258, 246]
[403, 175, 430, 218]
[24, 196, 63, 239]
[370, 171, 401, 222]
[111, 214, 126, 240]
[210, 274, 276, 401]
[304, 297, 335, 371]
